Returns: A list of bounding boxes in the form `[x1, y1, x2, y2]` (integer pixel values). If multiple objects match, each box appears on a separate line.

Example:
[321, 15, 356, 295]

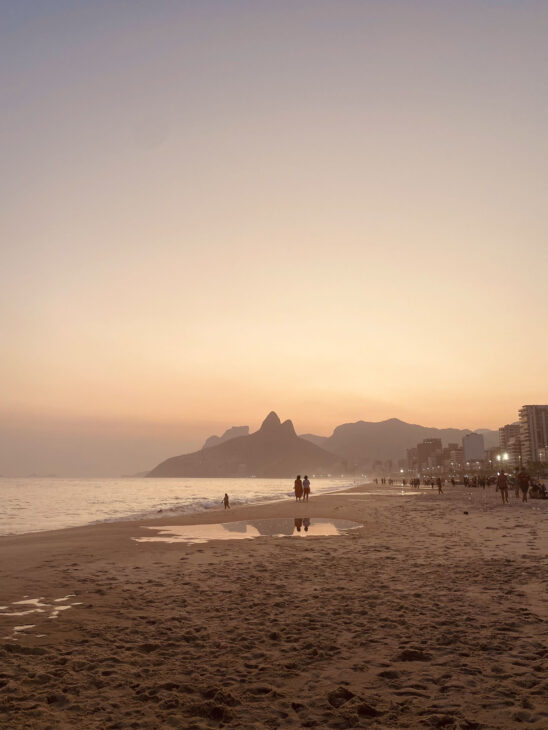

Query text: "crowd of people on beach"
[222, 470, 545, 513]
[393, 471, 546, 503]
[399, 477, 443, 492]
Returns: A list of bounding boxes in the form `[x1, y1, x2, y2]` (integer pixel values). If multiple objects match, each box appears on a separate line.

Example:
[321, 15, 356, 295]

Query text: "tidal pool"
[134, 517, 361, 544]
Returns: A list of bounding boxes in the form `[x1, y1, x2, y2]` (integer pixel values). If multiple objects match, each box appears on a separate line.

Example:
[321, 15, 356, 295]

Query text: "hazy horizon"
[0, 410, 505, 477]
[2, 1, 547, 476]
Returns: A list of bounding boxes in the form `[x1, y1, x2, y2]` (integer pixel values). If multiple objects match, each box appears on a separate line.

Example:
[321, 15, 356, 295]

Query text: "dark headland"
[147, 411, 346, 478]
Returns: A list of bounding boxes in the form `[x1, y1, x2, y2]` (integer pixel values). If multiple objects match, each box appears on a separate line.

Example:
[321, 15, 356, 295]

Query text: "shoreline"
[1, 484, 548, 728]
[0, 476, 363, 539]
[0, 481, 371, 549]
[0, 482, 376, 599]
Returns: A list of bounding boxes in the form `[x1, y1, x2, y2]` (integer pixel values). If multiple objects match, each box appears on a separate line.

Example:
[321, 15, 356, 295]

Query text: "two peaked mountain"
[148, 412, 346, 478]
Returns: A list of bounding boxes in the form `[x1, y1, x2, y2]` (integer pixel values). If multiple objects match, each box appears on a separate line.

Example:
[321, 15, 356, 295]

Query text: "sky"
[1, 1, 547, 476]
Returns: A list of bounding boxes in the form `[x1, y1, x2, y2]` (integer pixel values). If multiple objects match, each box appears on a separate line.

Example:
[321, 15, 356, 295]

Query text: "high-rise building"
[416, 438, 442, 469]
[499, 423, 521, 449]
[442, 443, 464, 470]
[463, 432, 485, 462]
[406, 447, 418, 471]
[519, 405, 548, 464]
[498, 423, 522, 468]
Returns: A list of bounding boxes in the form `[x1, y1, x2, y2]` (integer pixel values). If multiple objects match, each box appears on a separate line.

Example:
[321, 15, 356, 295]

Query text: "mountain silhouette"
[148, 411, 346, 478]
[202, 425, 249, 450]
[301, 418, 498, 466]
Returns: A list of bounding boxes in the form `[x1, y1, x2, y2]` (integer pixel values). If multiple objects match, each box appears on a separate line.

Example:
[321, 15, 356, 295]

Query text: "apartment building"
[519, 405, 548, 464]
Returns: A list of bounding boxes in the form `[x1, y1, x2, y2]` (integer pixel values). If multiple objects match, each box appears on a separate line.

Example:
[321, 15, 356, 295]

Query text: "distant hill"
[202, 425, 249, 450]
[475, 428, 500, 445]
[301, 418, 499, 466]
[300, 433, 328, 449]
[148, 412, 346, 478]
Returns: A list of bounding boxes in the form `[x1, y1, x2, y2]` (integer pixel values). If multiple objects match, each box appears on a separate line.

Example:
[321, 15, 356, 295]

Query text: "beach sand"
[1, 483, 548, 729]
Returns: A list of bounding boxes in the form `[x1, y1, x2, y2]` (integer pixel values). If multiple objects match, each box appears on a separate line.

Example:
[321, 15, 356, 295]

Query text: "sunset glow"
[2, 1, 547, 475]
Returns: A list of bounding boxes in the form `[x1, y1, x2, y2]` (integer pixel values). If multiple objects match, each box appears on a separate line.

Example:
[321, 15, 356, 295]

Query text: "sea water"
[0, 476, 359, 536]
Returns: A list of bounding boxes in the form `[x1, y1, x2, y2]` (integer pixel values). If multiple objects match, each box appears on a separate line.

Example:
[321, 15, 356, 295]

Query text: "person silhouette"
[302, 475, 310, 501]
[517, 470, 530, 502]
[294, 475, 303, 502]
[496, 471, 509, 504]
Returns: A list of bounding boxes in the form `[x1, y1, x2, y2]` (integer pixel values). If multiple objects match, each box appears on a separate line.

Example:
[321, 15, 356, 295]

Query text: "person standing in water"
[294, 475, 303, 502]
[222, 493, 230, 509]
[302, 475, 311, 502]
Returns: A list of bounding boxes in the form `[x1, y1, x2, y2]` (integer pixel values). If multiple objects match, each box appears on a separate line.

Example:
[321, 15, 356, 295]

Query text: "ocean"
[0, 476, 360, 536]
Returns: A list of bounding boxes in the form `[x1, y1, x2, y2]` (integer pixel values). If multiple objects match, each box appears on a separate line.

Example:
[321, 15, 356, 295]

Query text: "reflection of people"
[294, 517, 303, 532]
[496, 471, 509, 504]
[436, 477, 443, 494]
[294, 475, 303, 502]
[303, 517, 310, 532]
[303, 475, 310, 501]
[222, 493, 230, 509]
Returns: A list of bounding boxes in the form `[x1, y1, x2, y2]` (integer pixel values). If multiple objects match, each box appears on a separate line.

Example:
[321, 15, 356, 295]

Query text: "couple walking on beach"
[294, 475, 311, 502]
[497, 470, 533, 505]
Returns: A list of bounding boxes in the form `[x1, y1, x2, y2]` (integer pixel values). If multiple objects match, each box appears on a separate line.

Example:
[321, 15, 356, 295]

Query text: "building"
[499, 423, 521, 450]
[486, 446, 503, 466]
[498, 422, 522, 469]
[519, 405, 548, 464]
[416, 438, 442, 470]
[463, 432, 485, 463]
[406, 447, 418, 471]
[442, 443, 464, 470]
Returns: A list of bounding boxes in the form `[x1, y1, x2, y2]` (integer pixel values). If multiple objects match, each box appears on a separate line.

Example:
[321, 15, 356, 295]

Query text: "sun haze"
[1, 1, 547, 475]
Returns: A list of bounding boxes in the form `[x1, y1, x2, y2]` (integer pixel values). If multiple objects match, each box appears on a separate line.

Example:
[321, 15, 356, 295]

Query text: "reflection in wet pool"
[339, 490, 425, 497]
[134, 517, 360, 544]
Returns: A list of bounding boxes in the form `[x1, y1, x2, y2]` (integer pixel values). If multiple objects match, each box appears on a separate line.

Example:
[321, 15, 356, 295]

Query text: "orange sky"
[1, 1, 547, 475]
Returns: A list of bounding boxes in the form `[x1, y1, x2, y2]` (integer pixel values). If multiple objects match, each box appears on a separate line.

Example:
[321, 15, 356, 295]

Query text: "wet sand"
[1, 483, 548, 729]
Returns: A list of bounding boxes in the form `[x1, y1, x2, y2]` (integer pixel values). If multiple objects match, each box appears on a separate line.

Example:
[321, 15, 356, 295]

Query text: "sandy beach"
[1, 483, 548, 729]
